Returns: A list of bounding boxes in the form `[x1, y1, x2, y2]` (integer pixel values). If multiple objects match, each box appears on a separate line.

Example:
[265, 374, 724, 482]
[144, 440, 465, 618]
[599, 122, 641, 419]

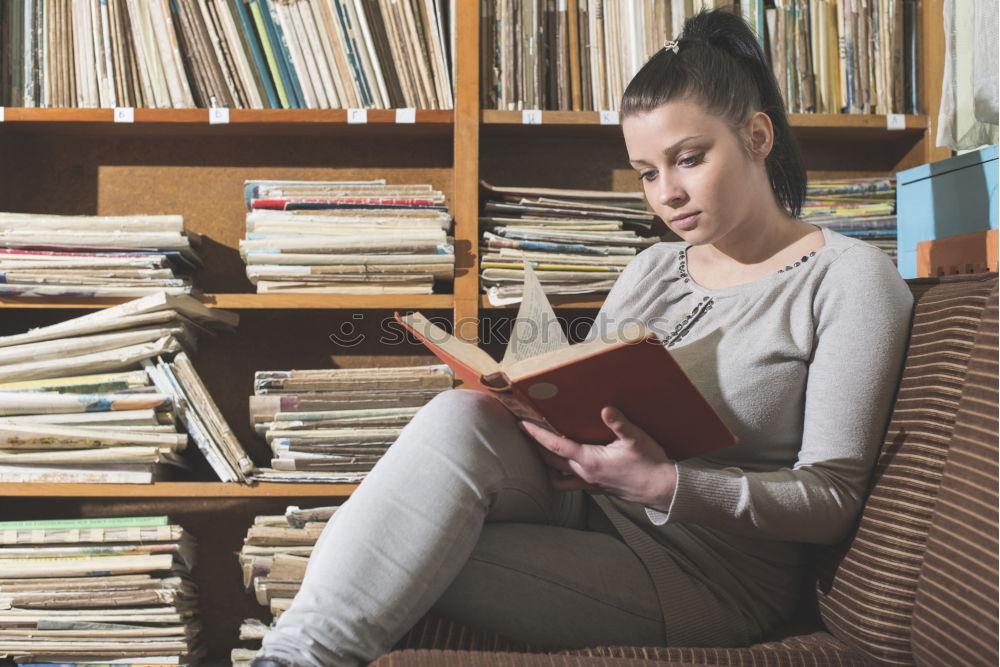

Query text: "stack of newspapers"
[0, 212, 199, 299]
[232, 505, 338, 666]
[0, 293, 253, 484]
[240, 180, 455, 295]
[0, 515, 204, 664]
[249, 364, 453, 483]
[802, 177, 898, 264]
[479, 181, 659, 305]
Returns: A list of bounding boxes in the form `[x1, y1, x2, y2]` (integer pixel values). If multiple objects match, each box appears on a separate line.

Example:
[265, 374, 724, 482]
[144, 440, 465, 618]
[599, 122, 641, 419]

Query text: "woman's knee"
[417, 389, 513, 429]
[395, 389, 526, 461]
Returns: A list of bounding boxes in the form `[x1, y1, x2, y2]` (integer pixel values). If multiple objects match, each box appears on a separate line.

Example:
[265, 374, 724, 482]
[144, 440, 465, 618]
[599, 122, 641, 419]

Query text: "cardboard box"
[917, 229, 999, 276]
[896, 144, 998, 278]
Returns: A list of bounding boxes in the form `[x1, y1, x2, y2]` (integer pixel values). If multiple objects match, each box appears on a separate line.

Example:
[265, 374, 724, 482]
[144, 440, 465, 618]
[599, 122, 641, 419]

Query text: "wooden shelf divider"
[0, 482, 359, 498]
[0, 294, 455, 310]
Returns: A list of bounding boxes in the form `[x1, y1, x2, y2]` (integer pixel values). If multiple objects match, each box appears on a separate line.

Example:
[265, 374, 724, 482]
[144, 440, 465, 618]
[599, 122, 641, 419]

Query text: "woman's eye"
[639, 171, 656, 182]
[679, 153, 703, 167]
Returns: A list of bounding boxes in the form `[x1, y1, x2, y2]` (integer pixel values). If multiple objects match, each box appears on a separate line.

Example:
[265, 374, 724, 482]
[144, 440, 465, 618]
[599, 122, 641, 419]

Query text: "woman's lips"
[671, 212, 700, 231]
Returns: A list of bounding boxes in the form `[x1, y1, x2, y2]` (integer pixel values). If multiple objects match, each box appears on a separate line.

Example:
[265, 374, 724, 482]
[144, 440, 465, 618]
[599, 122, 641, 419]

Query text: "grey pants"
[260, 390, 666, 667]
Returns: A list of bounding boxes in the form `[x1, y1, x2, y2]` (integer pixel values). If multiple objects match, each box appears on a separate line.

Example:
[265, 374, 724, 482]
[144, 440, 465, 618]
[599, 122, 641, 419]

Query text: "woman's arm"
[531, 246, 913, 544]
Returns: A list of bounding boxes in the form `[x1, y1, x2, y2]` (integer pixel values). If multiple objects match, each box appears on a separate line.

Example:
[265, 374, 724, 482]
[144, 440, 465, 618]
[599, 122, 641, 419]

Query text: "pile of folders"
[240, 179, 455, 295]
[233, 505, 338, 665]
[479, 181, 660, 304]
[0, 515, 204, 664]
[0, 212, 199, 299]
[0, 293, 253, 483]
[248, 364, 453, 482]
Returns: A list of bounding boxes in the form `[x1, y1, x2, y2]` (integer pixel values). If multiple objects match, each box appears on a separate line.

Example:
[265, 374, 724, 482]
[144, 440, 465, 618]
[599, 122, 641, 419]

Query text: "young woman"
[253, 10, 912, 666]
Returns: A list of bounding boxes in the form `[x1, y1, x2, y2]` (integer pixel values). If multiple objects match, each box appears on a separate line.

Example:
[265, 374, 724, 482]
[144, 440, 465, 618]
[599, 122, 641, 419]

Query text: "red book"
[394, 312, 736, 461]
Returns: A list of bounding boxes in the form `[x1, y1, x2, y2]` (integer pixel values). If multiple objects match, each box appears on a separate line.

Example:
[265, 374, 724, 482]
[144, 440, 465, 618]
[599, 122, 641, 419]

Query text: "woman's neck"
[686, 203, 823, 289]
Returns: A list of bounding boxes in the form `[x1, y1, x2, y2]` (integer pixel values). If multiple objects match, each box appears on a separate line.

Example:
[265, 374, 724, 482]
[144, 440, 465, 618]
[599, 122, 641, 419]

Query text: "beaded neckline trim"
[678, 247, 819, 284]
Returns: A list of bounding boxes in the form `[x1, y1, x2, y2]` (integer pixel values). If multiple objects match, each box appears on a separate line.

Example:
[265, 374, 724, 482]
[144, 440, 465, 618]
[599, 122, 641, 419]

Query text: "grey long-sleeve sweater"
[585, 227, 913, 647]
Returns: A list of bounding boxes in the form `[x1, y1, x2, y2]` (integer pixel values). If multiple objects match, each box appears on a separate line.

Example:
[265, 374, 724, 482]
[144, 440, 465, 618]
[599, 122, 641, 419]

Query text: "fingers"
[535, 445, 575, 473]
[601, 406, 643, 443]
[546, 468, 602, 493]
[518, 420, 584, 461]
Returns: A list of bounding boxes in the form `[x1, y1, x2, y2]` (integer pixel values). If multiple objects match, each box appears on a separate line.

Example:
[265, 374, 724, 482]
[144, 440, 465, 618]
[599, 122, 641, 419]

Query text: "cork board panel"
[0, 132, 454, 292]
[480, 132, 637, 192]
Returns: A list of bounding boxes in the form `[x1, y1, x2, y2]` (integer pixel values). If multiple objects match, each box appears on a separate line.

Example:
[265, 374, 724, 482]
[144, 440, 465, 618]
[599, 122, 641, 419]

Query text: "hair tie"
[663, 39, 680, 54]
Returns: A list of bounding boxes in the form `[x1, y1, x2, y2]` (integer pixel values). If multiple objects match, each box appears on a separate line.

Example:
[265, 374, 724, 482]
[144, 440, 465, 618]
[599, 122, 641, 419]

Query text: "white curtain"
[937, 0, 999, 150]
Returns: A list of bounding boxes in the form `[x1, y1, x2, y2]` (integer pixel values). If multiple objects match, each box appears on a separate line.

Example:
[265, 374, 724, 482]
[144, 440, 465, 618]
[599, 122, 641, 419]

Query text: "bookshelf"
[0, 1, 949, 661]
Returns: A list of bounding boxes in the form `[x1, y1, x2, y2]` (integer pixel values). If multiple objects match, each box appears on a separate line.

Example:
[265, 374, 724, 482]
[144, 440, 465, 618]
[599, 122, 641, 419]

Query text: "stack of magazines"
[0, 515, 204, 664]
[479, 181, 659, 305]
[0, 0, 453, 110]
[232, 505, 337, 666]
[249, 364, 453, 483]
[0, 293, 253, 484]
[240, 180, 455, 295]
[0, 213, 199, 299]
[802, 177, 898, 264]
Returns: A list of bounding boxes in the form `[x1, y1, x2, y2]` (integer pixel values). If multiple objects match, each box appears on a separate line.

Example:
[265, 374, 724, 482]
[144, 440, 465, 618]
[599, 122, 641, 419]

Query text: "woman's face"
[622, 98, 769, 247]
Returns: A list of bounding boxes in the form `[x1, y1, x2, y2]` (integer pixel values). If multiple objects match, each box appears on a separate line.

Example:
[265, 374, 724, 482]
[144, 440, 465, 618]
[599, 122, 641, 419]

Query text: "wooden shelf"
[0, 294, 455, 310]
[0, 482, 359, 498]
[202, 294, 454, 310]
[0, 107, 454, 136]
[482, 109, 928, 130]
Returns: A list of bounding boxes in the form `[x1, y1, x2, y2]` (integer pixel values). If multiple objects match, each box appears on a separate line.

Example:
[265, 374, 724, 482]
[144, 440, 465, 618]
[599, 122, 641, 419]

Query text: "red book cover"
[395, 312, 736, 461]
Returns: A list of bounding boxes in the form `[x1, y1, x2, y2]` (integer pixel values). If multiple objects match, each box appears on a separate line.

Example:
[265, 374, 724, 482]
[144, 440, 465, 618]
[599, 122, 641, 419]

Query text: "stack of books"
[802, 177, 898, 264]
[240, 180, 455, 295]
[482, 0, 672, 111]
[249, 364, 453, 483]
[481, 0, 915, 116]
[479, 181, 658, 304]
[232, 505, 337, 666]
[0, 0, 453, 110]
[0, 213, 199, 299]
[765, 0, 917, 115]
[0, 515, 204, 664]
[0, 293, 253, 484]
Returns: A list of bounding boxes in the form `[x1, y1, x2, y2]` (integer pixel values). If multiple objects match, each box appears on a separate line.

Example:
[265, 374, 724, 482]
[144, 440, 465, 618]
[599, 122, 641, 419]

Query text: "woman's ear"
[745, 111, 774, 160]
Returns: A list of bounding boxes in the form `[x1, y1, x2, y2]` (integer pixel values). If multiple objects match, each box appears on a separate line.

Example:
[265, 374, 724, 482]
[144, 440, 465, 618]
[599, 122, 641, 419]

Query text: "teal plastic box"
[896, 144, 998, 278]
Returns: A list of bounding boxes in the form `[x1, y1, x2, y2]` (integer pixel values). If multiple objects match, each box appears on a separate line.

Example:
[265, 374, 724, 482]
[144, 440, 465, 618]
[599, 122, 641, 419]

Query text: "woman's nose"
[656, 178, 687, 208]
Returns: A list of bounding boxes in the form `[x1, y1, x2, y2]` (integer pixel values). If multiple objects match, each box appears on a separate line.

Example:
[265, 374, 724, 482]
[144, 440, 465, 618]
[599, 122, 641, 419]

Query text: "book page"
[501, 263, 568, 365]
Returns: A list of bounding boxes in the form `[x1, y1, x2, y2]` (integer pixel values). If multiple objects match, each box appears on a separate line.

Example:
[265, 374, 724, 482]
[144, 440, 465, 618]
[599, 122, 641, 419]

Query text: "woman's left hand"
[519, 407, 678, 512]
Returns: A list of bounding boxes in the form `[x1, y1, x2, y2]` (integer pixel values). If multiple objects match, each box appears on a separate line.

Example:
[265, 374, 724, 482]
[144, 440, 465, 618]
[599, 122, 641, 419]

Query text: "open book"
[395, 267, 736, 460]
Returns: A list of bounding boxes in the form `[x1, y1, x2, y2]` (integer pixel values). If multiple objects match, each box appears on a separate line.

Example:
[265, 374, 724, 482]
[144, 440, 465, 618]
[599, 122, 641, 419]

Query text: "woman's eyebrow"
[629, 135, 705, 166]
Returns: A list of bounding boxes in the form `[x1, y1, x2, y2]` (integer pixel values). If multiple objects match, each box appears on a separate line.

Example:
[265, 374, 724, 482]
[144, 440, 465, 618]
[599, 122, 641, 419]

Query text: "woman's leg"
[432, 521, 665, 648]
[258, 390, 587, 666]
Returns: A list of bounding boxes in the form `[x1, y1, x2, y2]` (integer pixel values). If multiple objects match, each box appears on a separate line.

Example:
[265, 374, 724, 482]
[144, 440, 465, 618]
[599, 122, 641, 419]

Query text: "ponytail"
[621, 10, 806, 217]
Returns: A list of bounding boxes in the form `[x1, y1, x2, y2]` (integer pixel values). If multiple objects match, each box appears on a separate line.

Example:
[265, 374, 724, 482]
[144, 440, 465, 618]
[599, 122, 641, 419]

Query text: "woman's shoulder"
[812, 228, 913, 315]
[817, 229, 906, 284]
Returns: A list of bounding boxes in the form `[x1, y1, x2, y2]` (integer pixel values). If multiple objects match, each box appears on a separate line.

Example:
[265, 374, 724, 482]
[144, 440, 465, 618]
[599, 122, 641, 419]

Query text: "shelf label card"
[395, 108, 416, 123]
[348, 108, 368, 124]
[0, 107, 5, 122]
[113, 107, 134, 123]
[599, 110, 619, 125]
[886, 114, 905, 130]
[522, 109, 543, 125]
[209, 107, 230, 124]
